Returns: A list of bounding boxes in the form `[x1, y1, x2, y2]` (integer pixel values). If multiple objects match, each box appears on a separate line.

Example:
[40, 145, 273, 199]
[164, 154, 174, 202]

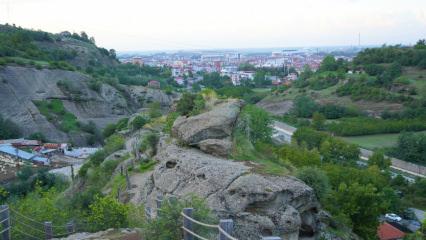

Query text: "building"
[0, 144, 49, 166]
[131, 57, 144, 66]
[147, 80, 161, 89]
[377, 222, 406, 240]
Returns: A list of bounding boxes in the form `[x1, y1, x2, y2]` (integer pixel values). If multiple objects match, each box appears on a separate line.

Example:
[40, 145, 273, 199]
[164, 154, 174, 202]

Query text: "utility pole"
[358, 33, 361, 48]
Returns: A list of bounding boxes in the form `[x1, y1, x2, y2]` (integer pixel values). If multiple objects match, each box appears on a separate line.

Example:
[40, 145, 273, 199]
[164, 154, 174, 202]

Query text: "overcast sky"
[1, 0, 425, 51]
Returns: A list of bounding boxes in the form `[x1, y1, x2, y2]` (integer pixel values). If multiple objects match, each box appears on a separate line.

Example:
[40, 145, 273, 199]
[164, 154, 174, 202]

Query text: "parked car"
[385, 213, 402, 222]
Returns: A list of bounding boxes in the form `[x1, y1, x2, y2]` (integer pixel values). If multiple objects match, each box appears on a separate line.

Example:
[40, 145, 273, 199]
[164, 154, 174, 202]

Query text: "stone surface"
[131, 138, 323, 239]
[198, 138, 232, 157]
[172, 99, 243, 145]
[55, 228, 141, 240]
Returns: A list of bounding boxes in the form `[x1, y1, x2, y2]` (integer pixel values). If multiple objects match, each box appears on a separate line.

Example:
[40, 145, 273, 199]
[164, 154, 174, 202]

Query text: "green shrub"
[0, 114, 22, 139]
[276, 145, 321, 167]
[164, 112, 179, 134]
[296, 167, 330, 201]
[142, 196, 217, 240]
[103, 123, 117, 138]
[28, 132, 47, 142]
[132, 115, 148, 130]
[86, 195, 129, 232]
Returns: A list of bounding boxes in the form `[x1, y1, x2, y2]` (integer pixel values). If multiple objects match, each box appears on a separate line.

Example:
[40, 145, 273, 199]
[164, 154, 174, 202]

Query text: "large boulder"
[172, 99, 243, 145]
[132, 138, 325, 239]
[198, 138, 232, 158]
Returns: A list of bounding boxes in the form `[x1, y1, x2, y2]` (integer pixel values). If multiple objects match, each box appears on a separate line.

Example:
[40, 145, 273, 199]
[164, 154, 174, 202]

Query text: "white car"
[385, 213, 402, 222]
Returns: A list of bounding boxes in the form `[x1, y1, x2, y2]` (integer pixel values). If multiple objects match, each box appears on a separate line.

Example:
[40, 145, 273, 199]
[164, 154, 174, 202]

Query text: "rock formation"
[172, 99, 243, 156]
[130, 137, 325, 239]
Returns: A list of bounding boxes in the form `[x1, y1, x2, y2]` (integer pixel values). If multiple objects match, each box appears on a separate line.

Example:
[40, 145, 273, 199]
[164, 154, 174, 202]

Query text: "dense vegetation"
[0, 114, 21, 139]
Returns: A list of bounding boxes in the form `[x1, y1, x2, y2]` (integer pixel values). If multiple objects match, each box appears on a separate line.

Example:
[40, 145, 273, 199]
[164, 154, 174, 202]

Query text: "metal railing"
[146, 194, 283, 240]
[0, 205, 78, 240]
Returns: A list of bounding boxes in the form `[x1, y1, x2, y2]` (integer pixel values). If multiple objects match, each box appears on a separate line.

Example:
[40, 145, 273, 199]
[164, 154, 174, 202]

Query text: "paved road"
[272, 121, 425, 179]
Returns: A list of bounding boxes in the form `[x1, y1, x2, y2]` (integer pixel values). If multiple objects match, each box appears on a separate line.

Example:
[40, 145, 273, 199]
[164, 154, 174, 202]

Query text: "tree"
[312, 112, 326, 130]
[296, 167, 330, 201]
[393, 132, 426, 164]
[320, 138, 360, 165]
[291, 95, 319, 118]
[237, 105, 272, 144]
[319, 55, 338, 72]
[109, 49, 116, 59]
[325, 182, 387, 238]
[368, 151, 391, 170]
[176, 92, 196, 116]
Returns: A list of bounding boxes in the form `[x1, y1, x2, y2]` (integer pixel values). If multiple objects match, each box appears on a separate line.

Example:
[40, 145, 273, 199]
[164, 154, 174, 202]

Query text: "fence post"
[125, 169, 131, 190]
[44, 221, 53, 239]
[262, 237, 281, 240]
[66, 221, 75, 234]
[183, 208, 193, 240]
[219, 219, 233, 240]
[0, 205, 10, 240]
[145, 206, 152, 220]
[156, 194, 163, 217]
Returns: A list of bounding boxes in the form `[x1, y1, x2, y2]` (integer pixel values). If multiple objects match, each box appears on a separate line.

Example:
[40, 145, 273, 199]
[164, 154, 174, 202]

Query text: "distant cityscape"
[118, 46, 365, 87]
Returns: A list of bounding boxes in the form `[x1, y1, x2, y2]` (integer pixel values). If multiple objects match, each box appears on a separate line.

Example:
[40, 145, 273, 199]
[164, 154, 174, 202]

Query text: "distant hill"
[260, 41, 426, 116]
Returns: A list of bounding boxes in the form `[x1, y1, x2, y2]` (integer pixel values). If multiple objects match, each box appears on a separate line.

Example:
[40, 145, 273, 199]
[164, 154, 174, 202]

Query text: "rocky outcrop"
[256, 98, 294, 116]
[171, 99, 243, 157]
[131, 138, 325, 239]
[0, 66, 173, 145]
[198, 138, 232, 157]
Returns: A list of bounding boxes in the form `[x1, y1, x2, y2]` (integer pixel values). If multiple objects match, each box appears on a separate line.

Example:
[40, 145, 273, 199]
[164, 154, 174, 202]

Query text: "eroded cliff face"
[131, 138, 326, 239]
[0, 66, 174, 145]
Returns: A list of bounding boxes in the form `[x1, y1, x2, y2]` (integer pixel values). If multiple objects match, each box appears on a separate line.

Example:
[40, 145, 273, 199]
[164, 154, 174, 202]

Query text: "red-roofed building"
[378, 222, 406, 240]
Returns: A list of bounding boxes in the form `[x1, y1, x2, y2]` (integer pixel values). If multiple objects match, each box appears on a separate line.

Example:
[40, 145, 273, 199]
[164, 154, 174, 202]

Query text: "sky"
[0, 0, 425, 52]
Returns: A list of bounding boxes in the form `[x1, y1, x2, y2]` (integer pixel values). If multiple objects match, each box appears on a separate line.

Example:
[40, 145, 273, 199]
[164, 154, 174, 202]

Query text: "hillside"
[0, 24, 176, 145]
[259, 42, 426, 116]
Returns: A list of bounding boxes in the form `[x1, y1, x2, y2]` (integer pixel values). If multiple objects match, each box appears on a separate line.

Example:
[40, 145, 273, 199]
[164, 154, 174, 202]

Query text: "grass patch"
[139, 160, 157, 173]
[33, 99, 80, 132]
[231, 133, 289, 175]
[341, 131, 426, 150]
[36, 100, 79, 132]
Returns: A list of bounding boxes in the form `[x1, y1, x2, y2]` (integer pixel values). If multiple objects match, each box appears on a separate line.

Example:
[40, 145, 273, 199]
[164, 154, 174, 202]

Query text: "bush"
[0, 114, 21, 139]
[142, 196, 217, 240]
[140, 132, 159, 156]
[296, 167, 330, 201]
[132, 115, 148, 130]
[164, 112, 179, 134]
[103, 123, 117, 138]
[276, 145, 321, 167]
[86, 195, 129, 232]
[28, 132, 47, 142]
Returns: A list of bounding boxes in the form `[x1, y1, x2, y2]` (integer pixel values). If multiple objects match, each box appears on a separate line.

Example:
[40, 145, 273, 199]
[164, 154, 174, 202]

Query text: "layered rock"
[132, 138, 324, 239]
